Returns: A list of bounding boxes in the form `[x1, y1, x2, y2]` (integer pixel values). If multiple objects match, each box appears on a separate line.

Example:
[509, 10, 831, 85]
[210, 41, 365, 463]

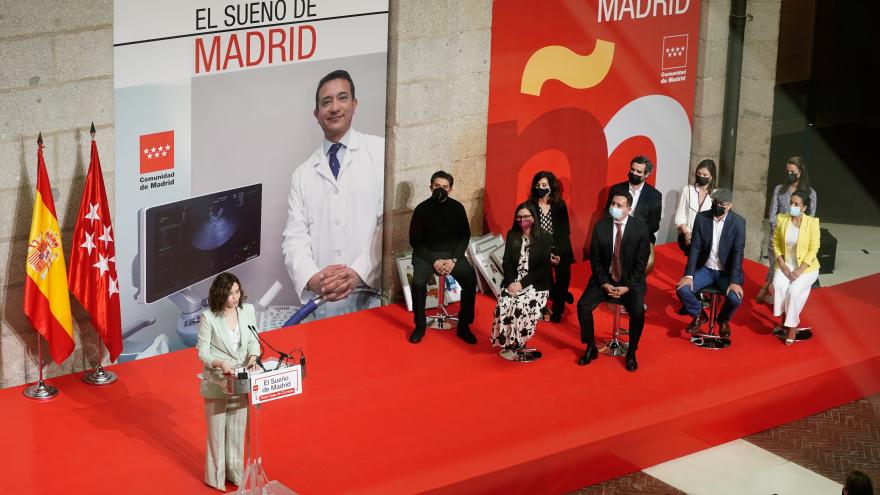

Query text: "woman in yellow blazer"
[771, 191, 820, 345]
[197, 272, 260, 491]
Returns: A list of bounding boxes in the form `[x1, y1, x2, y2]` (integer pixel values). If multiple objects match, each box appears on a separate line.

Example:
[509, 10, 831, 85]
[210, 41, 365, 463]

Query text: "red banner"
[486, 0, 702, 256]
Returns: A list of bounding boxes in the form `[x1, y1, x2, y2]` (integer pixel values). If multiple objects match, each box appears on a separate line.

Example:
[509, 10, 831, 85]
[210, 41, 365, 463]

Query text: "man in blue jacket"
[675, 188, 746, 337]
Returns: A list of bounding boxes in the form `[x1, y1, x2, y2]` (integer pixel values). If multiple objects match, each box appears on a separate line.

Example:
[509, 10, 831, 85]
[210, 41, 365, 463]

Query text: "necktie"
[328, 143, 342, 179]
[611, 222, 623, 282]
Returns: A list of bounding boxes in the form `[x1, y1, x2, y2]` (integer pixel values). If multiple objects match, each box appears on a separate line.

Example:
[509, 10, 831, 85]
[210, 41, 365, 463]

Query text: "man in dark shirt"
[408, 171, 478, 345]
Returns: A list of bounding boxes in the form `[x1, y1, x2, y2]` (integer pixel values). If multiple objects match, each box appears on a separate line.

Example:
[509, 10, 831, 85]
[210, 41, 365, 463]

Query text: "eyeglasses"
[516, 215, 533, 220]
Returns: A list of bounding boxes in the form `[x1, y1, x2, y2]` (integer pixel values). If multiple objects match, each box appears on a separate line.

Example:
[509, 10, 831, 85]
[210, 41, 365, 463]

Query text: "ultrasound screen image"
[142, 184, 261, 303]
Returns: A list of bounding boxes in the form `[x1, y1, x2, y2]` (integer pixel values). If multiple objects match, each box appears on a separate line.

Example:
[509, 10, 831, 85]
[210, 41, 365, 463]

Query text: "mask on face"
[432, 187, 448, 202]
[695, 176, 710, 186]
[609, 206, 626, 221]
[517, 218, 534, 229]
[628, 172, 644, 185]
[711, 203, 727, 217]
[786, 172, 798, 184]
[789, 205, 803, 217]
[533, 187, 550, 198]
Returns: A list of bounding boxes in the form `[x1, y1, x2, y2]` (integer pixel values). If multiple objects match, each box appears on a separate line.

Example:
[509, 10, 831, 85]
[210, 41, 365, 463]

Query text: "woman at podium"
[197, 272, 260, 490]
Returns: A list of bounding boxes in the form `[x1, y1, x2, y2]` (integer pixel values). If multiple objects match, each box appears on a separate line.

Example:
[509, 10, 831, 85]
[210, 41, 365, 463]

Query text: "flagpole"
[83, 333, 117, 385]
[23, 334, 59, 400]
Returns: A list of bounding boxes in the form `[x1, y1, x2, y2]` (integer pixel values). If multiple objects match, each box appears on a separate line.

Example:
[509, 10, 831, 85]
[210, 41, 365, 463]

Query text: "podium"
[205, 361, 302, 494]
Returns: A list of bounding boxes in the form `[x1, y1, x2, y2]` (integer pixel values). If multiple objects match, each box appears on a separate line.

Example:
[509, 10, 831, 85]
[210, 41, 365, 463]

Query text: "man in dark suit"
[675, 188, 746, 337]
[605, 155, 662, 245]
[577, 191, 651, 372]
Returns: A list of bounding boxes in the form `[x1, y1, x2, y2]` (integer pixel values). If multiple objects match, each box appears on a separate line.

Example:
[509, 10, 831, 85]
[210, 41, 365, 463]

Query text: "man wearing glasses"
[675, 188, 746, 338]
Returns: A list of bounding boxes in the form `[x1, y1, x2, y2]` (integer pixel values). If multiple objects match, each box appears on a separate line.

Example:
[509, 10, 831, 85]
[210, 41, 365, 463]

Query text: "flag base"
[23, 380, 59, 401]
[83, 365, 117, 386]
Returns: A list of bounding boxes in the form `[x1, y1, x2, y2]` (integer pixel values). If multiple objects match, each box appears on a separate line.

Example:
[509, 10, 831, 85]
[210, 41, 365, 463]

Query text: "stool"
[427, 275, 458, 330]
[690, 285, 731, 349]
[771, 325, 813, 343]
[599, 298, 628, 357]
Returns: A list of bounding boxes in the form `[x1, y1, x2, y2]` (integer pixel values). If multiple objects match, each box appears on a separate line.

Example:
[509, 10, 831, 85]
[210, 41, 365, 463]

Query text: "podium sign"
[249, 365, 302, 406]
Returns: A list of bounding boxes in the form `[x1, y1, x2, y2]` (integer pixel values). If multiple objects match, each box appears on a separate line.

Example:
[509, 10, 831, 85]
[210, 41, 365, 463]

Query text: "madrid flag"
[24, 136, 75, 364]
[68, 134, 122, 361]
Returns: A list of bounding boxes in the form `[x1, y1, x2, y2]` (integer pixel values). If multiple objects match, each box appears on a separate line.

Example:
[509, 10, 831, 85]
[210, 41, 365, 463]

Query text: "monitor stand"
[169, 288, 205, 347]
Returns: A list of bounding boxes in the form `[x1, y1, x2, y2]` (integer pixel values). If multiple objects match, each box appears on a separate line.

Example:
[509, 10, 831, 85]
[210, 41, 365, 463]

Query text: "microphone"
[246, 325, 267, 372]
[283, 296, 325, 326]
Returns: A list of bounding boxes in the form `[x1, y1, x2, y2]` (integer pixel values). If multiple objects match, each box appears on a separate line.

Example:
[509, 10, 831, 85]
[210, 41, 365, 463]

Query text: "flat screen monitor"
[137, 184, 261, 303]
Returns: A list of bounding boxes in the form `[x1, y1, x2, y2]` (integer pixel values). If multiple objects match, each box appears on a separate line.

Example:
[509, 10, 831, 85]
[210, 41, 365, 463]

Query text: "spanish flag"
[24, 135, 74, 364]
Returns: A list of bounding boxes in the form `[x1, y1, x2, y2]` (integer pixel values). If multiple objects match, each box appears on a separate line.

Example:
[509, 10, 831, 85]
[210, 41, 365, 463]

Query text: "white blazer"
[674, 184, 713, 232]
[197, 303, 261, 399]
[282, 129, 385, 303]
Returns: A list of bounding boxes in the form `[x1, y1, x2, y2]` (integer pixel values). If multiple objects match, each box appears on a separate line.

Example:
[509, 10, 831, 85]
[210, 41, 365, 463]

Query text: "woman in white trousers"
[197, 272, 260, 490]
[771, 191, 821, 345]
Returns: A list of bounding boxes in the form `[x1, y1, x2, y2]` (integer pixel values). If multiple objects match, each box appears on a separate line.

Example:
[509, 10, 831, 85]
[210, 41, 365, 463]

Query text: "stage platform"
[5, 244, 880, 494]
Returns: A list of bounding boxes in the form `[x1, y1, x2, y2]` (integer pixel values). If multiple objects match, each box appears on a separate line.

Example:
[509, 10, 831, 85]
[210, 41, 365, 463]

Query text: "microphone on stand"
[246, 325, 267, 372]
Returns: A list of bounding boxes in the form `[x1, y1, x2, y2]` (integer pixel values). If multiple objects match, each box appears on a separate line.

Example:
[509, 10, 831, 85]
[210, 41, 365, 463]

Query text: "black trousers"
[576, 279, 645, 352]
[411, 253, 477, 328]
[549, 261, 572, 314]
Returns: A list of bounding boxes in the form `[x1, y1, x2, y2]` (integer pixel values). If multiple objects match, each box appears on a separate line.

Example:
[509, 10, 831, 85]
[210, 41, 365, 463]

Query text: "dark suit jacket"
[685, 210, 746, 285]
[501, 230, 552, 291]
[528, 198, 574, 263]
[605, 181, 662, 243]
[588, 216, 651, 291]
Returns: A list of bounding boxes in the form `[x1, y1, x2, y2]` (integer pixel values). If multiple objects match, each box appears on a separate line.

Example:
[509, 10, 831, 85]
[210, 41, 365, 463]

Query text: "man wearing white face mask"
[577, 191, 651, 372]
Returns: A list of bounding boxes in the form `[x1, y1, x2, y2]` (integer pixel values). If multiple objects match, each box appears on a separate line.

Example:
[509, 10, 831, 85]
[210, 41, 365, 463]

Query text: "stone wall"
[381, 0, 493, 301]
[689, 0, 781, 261]
[0, 0, 115, 388]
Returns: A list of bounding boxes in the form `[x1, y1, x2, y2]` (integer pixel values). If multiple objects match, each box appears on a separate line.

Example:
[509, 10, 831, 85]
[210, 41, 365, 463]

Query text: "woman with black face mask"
[674, 159, 717, 256]
[527, 171, 574, 323]
[756, 156, 818, 304]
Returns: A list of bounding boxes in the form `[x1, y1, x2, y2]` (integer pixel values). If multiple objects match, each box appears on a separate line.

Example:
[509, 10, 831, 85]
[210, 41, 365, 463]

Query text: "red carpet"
[4, 243, 880, 494]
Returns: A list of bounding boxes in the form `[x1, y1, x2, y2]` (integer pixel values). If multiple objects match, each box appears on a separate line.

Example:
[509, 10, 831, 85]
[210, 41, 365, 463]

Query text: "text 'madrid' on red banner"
[485, 0, 701, 257]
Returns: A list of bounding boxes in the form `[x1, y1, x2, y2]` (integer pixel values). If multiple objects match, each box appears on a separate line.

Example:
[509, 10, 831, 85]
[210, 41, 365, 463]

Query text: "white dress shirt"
[282, 129, 385, 303]
[629, 184, 643, 213]
[704, 213, 727, 271]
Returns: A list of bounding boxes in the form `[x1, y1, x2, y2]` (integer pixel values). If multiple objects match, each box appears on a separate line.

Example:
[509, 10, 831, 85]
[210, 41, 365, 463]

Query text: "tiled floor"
[571, 394, 878, 494]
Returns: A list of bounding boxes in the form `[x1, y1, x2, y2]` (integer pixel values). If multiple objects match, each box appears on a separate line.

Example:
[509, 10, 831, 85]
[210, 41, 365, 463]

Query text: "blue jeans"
[676, 267, 742, 323]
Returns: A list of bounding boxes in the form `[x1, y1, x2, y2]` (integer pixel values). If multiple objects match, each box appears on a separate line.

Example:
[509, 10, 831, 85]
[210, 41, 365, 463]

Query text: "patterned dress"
[490, 237, 550, 350]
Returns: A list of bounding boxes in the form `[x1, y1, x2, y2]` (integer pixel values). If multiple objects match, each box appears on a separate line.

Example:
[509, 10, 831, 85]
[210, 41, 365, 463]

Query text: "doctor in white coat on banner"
[282, 69, 385, 321]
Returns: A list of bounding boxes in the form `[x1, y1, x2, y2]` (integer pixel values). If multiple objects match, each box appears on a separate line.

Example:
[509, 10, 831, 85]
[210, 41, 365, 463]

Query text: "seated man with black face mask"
[408, 171, 478, 345]
[675, 188, 746, 338]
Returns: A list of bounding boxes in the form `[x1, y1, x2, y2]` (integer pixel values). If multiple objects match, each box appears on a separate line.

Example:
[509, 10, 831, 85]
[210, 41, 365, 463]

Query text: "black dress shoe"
[577, 345, 599, 366]
[456, 325, 477, 345]
[625, 352, 638, 372]
[686, 311, 709, 334]
[409, 326, 426, 344]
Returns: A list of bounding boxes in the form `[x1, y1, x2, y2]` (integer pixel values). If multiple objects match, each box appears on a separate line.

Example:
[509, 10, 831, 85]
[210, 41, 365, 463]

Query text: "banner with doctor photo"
[113, 0, 389, 361]
[484, 0, 701, 256]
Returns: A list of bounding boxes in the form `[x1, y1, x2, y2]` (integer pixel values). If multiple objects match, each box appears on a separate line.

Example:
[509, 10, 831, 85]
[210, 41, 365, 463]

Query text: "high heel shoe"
[755, 287, 768, 304]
